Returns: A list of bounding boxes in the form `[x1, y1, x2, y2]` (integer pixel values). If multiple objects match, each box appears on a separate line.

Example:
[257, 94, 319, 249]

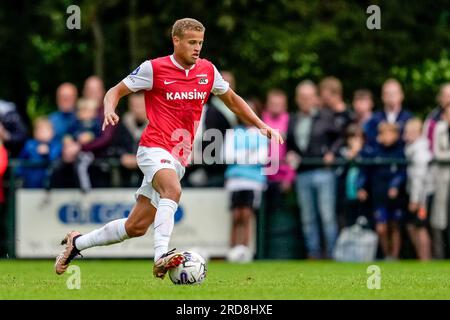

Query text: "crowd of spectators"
[2, 72, 450, 260]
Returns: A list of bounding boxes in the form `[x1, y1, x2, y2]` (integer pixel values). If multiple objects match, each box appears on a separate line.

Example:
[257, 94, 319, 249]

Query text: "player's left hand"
[102, 111, 120, 131]
[260, 126, 284, 144]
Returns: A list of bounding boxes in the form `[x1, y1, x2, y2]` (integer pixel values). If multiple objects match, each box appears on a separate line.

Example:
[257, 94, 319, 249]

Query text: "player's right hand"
[260, 126, 284, 144]
[102, 111, 120, 131]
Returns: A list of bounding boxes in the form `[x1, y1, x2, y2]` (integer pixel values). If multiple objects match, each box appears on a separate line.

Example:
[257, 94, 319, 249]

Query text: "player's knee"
[160, 185, 182, 202]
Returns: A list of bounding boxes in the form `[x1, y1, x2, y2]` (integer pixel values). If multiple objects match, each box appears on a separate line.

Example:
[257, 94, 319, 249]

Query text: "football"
[168, 251, 207, 285]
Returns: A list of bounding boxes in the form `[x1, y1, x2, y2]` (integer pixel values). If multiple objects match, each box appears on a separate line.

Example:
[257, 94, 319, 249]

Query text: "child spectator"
[338, 124, 368, 226]
[17, 117, 62, 188]
[357, 122, 406, 260]
[403, 118, 432, 260]
[224, 100, 268, 262]
[62, 98, 102, 191]
[68, 98, 102, 145]
[352, 89, 374, 132]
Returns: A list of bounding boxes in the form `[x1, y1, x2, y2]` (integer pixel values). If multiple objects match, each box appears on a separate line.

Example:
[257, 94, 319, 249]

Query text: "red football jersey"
[123, 55, 229, 166]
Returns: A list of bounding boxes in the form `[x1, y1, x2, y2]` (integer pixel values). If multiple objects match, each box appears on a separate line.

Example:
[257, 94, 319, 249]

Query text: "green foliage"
[1, 0, 450, 119]
[392, 51, 450, 117]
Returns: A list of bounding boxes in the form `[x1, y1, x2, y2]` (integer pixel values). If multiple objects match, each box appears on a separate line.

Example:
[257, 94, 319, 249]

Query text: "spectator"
[431, 104, 450, 259]
[83, 75, 105, 105]
[224, 99, 268, 260]
[195, 70, 238, 185]
[423, 83, 450, 154]
[357, 122, 406, 260]
[56, 76, 112, 189]
[0, 99, 28, 157]
[52, 76, 109, 190]
[0, 139, 8, 203]
[337, 124, 369, 226]
[17, 117, 62, 188]
[352, 89, 374, 131]
[67, 98, 102, 145]
[422, 84, 450, 259]
[122, 93, 148, 146]
[203, 71, 238, 146]
[48, 82, 78, 142]
[403, 118, 432, 260]
[262, 89, 295, 218]
[365, 79, 413, 148]
[111, 93, 148, 187]
[0, 139, 7, 256]
[79, 76, 112, 157]
[286, 80, 338, 259]
[319, 77, 355, 228]
[319, 76, 355, 154]
[48, 83, 79, 189]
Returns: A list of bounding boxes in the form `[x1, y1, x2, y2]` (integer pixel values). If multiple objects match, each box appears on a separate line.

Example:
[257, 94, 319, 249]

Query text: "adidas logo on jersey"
[198, 78, 208, 84]
[166, 90, 208, 100]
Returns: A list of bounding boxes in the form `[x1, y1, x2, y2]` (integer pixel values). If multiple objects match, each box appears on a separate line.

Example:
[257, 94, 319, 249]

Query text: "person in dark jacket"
[364, 79, 413, 148]
[319, 77, 356, 228]
[357, 122, 406, 260]
[286, 80, 338, 259]
[114, 93, 148, 187]
[319, 76, 355, 154]
[48, 83, 78, 142]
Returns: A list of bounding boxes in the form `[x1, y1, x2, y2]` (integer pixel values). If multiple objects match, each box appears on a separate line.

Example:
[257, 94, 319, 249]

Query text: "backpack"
[333, 216, 378, 262]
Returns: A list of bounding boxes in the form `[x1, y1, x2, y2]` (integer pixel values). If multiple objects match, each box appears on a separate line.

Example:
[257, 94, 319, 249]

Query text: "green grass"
[1, 260, 450, 299]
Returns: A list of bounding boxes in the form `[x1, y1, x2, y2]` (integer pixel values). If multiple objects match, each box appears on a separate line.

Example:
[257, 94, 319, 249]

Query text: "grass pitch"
[1, 260, 449, 299]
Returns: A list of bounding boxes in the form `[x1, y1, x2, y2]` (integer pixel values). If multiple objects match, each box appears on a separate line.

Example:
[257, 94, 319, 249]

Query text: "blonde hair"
[378, 121, 400, 134]
[77, 98, 98, 111]
[34, 116, 52, 129]
[405, 118, 423, 132]
[172, 18, 205, 38]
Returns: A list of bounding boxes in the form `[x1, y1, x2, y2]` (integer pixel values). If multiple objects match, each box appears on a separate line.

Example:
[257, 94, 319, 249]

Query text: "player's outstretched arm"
[218, 89, 284, 144]
[102, 81, 133, 131]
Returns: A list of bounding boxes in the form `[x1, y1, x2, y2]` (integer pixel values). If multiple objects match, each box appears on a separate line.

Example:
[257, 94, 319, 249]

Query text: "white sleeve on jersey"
[122, 60, 153, 92]
[211, 65, 230, 96]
